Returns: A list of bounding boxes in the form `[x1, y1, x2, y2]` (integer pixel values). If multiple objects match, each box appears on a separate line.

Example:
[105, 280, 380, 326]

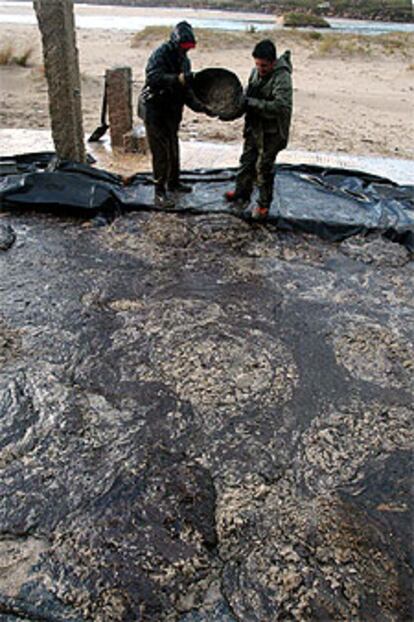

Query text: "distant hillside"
[275, 1, 413, 23]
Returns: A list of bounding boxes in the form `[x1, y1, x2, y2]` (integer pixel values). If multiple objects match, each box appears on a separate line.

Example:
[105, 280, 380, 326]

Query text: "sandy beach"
[1, 5, 414, 163]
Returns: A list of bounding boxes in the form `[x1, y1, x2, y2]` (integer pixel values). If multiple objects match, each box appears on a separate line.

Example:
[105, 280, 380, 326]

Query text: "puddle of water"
[1, 128, 413, 185]
[279, 149, 414, 186]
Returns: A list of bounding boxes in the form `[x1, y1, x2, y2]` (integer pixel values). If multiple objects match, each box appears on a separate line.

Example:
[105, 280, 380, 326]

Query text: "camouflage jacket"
[245, 50, 293, 147]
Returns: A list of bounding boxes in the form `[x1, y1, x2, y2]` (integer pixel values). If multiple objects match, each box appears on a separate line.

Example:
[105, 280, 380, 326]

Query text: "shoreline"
[1, 2, 413, 30]
[77, 1, 413, 24]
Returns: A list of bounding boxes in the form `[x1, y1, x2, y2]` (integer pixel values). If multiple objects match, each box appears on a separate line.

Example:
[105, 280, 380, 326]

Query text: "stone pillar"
[33, 0, 85, 163]
[106, 67, 133, 149]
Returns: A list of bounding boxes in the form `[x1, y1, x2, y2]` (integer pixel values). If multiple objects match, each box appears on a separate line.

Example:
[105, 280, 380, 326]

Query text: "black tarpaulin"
[1, 152, 413, 251]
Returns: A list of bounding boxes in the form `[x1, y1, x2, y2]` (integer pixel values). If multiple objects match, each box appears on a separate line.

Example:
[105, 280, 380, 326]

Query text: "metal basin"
[193, 67, 244, 121]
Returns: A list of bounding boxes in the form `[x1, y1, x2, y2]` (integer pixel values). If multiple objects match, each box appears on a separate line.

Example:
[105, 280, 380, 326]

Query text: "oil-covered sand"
[0, 207, 412, 620]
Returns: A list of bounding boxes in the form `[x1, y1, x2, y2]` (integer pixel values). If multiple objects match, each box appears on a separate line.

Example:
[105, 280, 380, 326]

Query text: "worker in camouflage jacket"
[225, 39, 293, 220]
[138, 21, 212, 208]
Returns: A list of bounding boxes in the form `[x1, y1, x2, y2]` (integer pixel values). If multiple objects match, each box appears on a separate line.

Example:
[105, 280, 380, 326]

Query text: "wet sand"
[1, 13, 414, 164]
[2, 128, 414, 185]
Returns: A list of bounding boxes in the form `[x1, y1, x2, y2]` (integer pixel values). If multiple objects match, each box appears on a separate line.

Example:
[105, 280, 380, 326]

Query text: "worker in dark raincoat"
[138, 21, 212, 208]
[225, 39, 293, 221]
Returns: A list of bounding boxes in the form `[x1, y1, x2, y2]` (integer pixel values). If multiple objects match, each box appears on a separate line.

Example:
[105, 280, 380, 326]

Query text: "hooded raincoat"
[138, 22, 205, 192]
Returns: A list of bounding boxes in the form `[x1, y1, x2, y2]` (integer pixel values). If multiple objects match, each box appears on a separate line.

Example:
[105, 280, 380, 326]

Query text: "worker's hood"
[170, 21, 196, 48]
[275, 50, 292, 74]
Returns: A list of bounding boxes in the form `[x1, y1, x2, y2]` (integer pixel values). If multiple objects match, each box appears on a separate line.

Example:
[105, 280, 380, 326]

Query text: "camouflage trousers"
[235, 130, 285, 208]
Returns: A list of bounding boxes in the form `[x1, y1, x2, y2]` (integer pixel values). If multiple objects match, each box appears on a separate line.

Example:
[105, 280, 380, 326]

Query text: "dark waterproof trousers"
[235, 130, 285, 208]
[145, 119, 180, 192]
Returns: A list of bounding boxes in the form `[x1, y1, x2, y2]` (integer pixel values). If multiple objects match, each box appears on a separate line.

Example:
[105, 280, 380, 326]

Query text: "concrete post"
[106, 67, 133, 149]
[33, 0, 85, 163]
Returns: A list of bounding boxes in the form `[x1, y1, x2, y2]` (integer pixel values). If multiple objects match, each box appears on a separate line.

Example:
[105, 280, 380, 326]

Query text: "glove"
[203, 105, 217, 118]
[178, 71, 194, 87]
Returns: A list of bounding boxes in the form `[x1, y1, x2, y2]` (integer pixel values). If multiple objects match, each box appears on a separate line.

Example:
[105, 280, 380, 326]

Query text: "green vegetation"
[276, 1, 413, 22]
[283, 12, 330, 28]
[0, 44, 33, 67]
[14, 47, 33, 67]
[308, 31, 323, 40]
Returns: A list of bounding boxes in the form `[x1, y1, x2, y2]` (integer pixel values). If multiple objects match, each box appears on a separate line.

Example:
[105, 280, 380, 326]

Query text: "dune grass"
[131, 26, 257, 49]
[0, 44, 14, 65]
[317, 31, 413, 57]
[318, 34, 371, 56]
[14, 47, 33, 67]
[131, 26, 414, 60]
[131, 26, 348, 51]
[0, 44, 33, 67]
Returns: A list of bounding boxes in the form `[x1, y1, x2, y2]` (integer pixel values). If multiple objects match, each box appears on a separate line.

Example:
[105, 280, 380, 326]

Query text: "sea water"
[1, 1, 413, 35]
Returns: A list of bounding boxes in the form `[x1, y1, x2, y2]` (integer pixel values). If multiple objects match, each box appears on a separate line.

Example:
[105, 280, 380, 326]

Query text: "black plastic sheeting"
[1, 152, 413, 251]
